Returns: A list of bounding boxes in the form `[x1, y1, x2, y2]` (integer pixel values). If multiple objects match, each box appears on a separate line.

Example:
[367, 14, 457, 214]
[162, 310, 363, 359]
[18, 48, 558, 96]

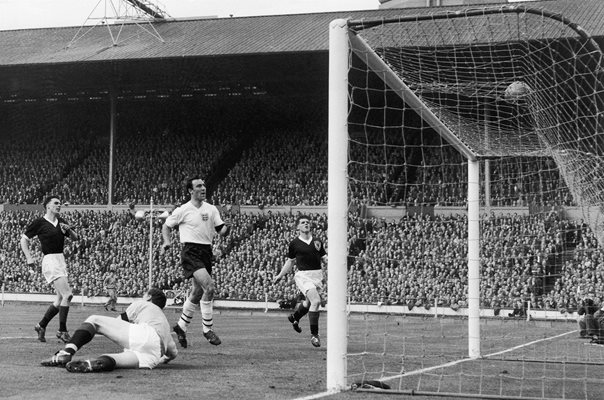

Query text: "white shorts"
[294, 270, 324, 295]
[41, 253, 68, 284]
[126, 323, 162, 369]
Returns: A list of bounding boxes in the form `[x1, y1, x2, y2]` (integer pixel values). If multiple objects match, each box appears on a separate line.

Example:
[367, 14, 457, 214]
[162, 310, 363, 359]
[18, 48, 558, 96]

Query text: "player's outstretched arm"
[160, 224, 172, 255]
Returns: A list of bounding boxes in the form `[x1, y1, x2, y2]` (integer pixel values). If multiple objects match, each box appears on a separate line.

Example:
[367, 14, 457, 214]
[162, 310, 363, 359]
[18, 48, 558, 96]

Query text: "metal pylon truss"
[67, 0, 172, 48]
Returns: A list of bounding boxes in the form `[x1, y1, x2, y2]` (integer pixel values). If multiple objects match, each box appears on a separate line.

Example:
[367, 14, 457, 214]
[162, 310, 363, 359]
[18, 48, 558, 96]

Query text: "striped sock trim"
[202, 318, 213, 333]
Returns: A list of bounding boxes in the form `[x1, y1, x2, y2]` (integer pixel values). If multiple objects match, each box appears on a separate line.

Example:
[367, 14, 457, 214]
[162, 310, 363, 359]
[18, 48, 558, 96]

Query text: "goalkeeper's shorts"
[126, 323, 163, 369]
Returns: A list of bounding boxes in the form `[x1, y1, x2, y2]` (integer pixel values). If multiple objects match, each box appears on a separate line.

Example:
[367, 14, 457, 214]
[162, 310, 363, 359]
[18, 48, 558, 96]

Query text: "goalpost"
[328, 4, 604, 398]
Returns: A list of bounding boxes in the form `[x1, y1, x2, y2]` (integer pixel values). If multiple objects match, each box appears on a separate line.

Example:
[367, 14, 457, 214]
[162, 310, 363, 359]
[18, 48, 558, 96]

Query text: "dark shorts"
[181, 243, 213, 279]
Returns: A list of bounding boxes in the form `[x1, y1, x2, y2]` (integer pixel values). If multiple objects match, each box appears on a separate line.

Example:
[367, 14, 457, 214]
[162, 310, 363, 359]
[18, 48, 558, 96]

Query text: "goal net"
[327, 5, 604, 399]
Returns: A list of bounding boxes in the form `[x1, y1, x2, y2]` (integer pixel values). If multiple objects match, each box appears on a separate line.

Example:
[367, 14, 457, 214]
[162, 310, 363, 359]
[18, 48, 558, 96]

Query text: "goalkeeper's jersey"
[125, 300, 172, 349]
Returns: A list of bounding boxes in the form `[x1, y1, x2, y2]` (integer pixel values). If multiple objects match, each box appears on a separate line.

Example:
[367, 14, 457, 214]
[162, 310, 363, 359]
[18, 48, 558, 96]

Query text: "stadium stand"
[2, 203, 601, 313]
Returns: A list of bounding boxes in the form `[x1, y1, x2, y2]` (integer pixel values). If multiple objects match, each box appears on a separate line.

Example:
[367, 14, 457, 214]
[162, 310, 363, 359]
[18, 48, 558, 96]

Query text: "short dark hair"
[147, 288, 167, 309]
[296, 215, 311, 226]
[186, 176, 205, 192]
[43, 195, 60, 209]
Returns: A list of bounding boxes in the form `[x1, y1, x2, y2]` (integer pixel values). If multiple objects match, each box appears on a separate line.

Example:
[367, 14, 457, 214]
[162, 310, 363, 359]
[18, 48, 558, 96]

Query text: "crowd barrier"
[0, 289, 581, 323]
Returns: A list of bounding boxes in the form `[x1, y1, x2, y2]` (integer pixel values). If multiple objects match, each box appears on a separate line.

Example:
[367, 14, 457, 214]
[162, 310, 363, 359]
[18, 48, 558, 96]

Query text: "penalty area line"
[0, 336, 36, 340]
[292, 389, 340, 400]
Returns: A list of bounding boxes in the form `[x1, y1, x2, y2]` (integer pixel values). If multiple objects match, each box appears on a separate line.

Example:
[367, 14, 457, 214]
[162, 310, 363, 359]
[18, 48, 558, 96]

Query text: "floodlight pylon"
[67, 0, 172, 49]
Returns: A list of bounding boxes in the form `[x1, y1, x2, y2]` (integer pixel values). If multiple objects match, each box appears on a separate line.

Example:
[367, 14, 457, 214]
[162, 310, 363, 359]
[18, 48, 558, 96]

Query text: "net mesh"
[349, 5, 604, 239]
[343, 5, 604, 399]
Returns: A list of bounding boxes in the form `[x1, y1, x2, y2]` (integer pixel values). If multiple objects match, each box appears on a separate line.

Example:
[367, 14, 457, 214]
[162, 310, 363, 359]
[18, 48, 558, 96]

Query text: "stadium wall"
[0, 290, 581, 322]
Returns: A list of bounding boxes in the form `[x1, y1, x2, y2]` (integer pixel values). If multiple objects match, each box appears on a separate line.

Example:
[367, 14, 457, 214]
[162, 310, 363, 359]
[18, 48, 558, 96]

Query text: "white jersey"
[164, 201, 224, 245]
[125, 300, 173, 347]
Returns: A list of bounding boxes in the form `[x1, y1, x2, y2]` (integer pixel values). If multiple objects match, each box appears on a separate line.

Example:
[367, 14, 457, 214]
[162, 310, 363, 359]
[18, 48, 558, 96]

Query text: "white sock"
[178, 298, 199, 332]
[201, 300, 213, 333]
[65, 343, 78, 354]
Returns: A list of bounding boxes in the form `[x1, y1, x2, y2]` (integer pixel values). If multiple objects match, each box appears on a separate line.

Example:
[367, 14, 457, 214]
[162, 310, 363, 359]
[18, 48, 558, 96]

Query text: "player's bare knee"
[309, 300, 321, 311]
[60, 291, 72, 305]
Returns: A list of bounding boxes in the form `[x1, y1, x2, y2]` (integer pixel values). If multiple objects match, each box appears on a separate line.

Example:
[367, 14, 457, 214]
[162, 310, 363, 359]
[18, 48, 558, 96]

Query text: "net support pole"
[327, 18, 349, 392]
[467, 159, 481, 358]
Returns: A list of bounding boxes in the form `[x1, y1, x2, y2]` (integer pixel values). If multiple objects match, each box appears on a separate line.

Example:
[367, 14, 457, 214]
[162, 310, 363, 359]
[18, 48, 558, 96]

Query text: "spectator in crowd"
[578, 297, 599, 338]
[508, 298, 526, 318]
[103, 269, 118, 312]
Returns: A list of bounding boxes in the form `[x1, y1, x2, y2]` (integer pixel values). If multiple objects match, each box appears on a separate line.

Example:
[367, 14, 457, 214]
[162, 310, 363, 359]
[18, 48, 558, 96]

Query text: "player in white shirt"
[41, 288, 178, 372]
[160, 176, 231, 348]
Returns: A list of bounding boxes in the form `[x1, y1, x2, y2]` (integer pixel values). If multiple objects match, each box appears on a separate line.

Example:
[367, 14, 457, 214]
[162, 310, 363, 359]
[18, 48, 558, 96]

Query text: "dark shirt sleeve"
[24, 218, 41, 239]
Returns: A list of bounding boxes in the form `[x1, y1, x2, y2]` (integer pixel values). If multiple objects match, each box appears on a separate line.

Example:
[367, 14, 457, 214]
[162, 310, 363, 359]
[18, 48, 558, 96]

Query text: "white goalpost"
[327, 18, 350, 392]
[328, 15, 482, 391]
[328, 4, 604, 398]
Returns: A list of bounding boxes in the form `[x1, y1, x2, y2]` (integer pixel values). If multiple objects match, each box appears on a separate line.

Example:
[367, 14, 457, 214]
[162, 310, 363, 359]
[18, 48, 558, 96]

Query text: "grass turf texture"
[1, 303, 330, 400]
[2, 303, 604, 400]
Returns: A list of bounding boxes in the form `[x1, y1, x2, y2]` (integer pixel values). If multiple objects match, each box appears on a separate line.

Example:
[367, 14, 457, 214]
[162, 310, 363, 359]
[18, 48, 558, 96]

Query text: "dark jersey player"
[274, 215, 327, 347]
[21, 196, 79, 343]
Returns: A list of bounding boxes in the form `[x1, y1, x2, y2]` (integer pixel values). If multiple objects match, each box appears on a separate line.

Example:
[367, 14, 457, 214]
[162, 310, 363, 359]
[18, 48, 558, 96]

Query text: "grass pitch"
[3, 303, 604, 400]
[1, 303, 333, 400]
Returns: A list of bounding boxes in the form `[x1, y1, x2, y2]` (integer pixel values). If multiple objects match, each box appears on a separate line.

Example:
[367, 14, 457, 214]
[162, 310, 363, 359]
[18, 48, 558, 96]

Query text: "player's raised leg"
[288, 296, 309, 333]
[194, 269, 221, 345]
[173, 287, 199, 348]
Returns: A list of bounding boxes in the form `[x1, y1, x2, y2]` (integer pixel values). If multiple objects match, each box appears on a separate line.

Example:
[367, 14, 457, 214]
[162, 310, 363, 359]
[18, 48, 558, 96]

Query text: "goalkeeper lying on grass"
[41, 288, 177, 373]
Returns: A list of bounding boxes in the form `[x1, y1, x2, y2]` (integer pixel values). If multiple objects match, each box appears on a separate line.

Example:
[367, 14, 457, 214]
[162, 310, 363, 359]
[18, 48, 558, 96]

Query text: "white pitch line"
[482, 329, 577, 358]
[0, 336, 36, 340]
[293, 390, 339, 400]
[381, 329, 578, 381]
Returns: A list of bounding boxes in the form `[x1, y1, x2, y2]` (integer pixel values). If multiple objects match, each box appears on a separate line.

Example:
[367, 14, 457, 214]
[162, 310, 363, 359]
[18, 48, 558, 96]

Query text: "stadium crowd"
[1, 206, 602, 313]
[0, 116, 597, 313]
[0, 118, 573, 208]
